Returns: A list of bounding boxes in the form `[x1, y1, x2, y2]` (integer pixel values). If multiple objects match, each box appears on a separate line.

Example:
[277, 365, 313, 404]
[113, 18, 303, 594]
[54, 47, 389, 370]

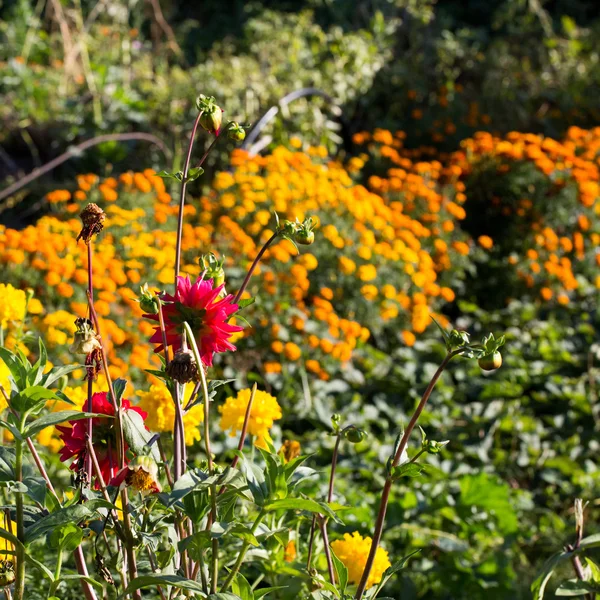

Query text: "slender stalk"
[233, 233, 278, 304]
[173, 383, 186, 480]
[319, 519, 335, 584]
[228, 383, 256, 471]
[13, 438, 25, 600]
[86, 241, 94, 486]
[73, 548, 97, 600]
[173, 112, 203, 288]
[220, 509, 267, 592]
[157, 436, 174, 488]
[183, 321, 218, 591]
[86, 292, 141, 600]
[305, 517, 318, 570]
[354, 351, 457, 599]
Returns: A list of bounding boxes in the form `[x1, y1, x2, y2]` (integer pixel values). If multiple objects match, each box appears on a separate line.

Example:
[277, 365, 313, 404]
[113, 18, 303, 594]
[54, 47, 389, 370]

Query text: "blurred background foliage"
[1, 0, 600, 598]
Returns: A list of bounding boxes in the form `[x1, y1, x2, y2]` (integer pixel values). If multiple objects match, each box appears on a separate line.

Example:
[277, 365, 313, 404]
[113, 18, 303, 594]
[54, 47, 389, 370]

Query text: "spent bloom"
[111, 455, 161, 495]
[137, 384, 204, 446]
[57, 391, 147, 487]
[219, 388, 282, 449]
[145, 275, 242, 367]
[330, 532, 391, 589]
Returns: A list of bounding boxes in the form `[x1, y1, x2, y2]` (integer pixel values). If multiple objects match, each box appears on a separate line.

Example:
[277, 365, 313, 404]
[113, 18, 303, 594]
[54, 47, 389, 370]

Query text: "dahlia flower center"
[129, 468, 156, 492]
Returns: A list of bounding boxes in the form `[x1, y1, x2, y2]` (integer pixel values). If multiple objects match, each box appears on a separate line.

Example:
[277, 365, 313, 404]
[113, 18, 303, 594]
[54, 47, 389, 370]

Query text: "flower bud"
[424, 439, 449, 454]
[0, 562, 15, 587]
[344, 426, 367, 444]
[294, 216, 316, 246]
[196, 95, 223, 135]
[200, 253, 226, 287]
[478, 351, 502, 371]
[138, 283, 159, 315]
[166, 349, 199, 384]
[448, 329, 470, 349]
[227, 122, 246, 141]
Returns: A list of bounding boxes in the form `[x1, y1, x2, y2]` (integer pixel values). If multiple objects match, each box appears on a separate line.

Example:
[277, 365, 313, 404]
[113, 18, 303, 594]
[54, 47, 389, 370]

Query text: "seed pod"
[166, 349, 200, 384]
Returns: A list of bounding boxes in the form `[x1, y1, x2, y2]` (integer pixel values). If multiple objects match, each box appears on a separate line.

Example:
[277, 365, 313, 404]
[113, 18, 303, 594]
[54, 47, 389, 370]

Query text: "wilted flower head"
[145, 275, 242, 367]
[77, 203, 105, 243]
[166, 349, 199, 384]
[330, 532, 391, 590]
[57, 391, 147, 488]
[219, 388, 282, 449]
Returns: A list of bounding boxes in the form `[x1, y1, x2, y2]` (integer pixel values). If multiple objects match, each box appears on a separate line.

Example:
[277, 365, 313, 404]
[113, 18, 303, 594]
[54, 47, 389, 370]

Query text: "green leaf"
[120, 575, 206, 597]
[207, 595, 243, 600]
[157, 170, 184, 182]
[178, 531, 211, 561]
[28, 337, 48, 386]
[60, 574, 105, 592]
[232, 572, 254, 600]
[531, 551, 570, 600]
[41, 363, 82, 389]
[110, 378, 127, 409]
[12, 386, 58, 414]
[264, 498, 339, 522]
[391, 462, 425, 480]
[0, 446, 16, 480]
[122, 407, 160, 461]
[556, 580, 600, 596]
[371, 549, 420, 597]
[25, 504, 95, 543]
[186, 166, 205, 182]
[49, 522, 84, 552]
[236, 297, 255, 310]
[254, 588, 287, 599]
[23, 410, 102, 438]
[0, 346, 27, 388]
[330, 546, 348, 594]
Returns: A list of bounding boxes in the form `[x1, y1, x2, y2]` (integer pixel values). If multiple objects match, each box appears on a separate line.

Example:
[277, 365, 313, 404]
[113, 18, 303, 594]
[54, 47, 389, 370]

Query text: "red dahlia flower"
[146, 275, 242, 367]
[57, 391, 147, 488]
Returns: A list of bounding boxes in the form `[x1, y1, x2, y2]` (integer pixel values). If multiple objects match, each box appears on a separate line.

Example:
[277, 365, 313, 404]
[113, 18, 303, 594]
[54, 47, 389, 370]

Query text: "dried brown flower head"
[77, 203, 106, 243]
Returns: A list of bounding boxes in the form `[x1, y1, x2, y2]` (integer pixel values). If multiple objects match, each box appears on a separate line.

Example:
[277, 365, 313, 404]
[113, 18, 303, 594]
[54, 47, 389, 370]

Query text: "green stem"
[220, 510, 267, 592]
[47, 549, 64, 597]
[233, 233, 279, 304]
[14, 439, 25, 600]
[354, 351, 458, 599]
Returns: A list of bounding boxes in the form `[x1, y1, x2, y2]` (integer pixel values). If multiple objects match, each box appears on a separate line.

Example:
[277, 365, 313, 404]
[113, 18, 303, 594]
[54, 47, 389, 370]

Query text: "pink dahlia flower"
[57, 392, 147, 488]
[146, 275, 242, 367]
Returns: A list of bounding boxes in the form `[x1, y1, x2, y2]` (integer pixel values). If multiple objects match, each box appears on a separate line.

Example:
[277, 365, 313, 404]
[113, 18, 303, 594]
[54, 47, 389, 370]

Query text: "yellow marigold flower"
[477, 235, 494, 249]
[358, 265, 377, 282]
[284, 342, 302, 361]
[219, 388, 282, 449]
[330, 532, 391, 589]
[339, 256, 356, 275]
[137, 384, 204, 446]
[402, 330, 416, 346]
[361, 284, 378, 301]
[27, 297, 44, 315]
[0, 283, 27, 328]
[284, 539, 297, 562]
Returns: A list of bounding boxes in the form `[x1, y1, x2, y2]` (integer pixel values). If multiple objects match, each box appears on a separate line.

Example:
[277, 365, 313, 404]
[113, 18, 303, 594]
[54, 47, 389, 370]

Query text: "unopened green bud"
[138, 283, 159, 315]
[196, 95, 223, 135]
[200, 253, 226, 287]
[448, 329, 470, 349]
[478, 351, 502, 371]
[424, 439, 449, 454]
[344, 426, 367, 444]
[228, 122, 246, 141]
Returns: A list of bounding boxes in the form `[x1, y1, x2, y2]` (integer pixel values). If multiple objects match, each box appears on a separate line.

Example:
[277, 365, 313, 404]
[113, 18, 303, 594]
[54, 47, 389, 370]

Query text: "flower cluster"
[331, 531, 391, 590]
[219, 387, 282, 448]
